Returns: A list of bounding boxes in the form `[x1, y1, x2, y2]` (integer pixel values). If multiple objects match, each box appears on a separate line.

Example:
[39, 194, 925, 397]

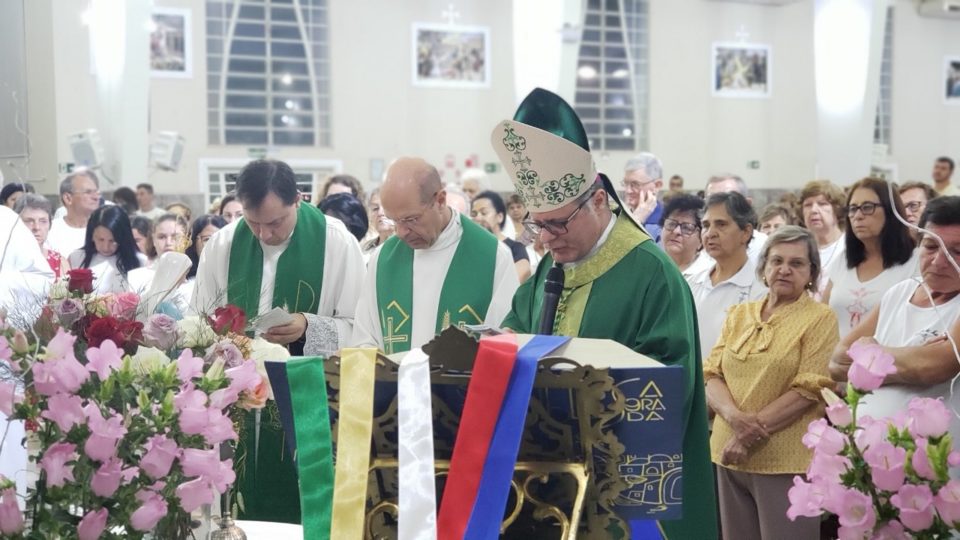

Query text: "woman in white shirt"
[68, 205, 147, 293]
[823, 177, 917, 338]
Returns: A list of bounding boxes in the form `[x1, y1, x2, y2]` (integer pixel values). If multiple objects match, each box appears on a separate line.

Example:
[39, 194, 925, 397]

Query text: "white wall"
[15, 0, 960, 199]
[888, 2, 960, 182]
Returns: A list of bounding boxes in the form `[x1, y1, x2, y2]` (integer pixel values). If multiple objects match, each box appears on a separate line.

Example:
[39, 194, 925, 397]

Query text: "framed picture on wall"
[412, 23, 491, 88]
[712, 42, 771, 98]
[945, 56, 960, 104]
[150, 7, 192, 78]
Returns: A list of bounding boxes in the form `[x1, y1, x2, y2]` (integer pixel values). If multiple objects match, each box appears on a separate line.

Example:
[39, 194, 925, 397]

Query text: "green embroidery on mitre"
[490, 88, 597, 213]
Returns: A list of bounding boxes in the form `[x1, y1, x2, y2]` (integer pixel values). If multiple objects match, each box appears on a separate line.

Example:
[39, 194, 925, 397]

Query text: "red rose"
[66, 268, 95, 294]
[116, 320, 144, 355]
[85, 317, 124, 349]
[208, 305, 247, 335]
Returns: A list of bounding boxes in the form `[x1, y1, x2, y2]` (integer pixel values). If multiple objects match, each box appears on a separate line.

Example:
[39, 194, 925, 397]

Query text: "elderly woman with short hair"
[15, 193, 68, 278]
[688, 191, 767, 356]
[704, 226, 839, 540]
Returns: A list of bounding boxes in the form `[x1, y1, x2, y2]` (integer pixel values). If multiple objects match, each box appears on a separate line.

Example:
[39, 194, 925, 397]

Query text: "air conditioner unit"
[68, 129, 105, 169]
[150, 131, 185, 172]
[917, 0, 960, 18]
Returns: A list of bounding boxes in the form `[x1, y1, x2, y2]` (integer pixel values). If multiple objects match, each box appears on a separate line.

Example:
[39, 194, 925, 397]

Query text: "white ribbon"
[398, 348, 437, 540]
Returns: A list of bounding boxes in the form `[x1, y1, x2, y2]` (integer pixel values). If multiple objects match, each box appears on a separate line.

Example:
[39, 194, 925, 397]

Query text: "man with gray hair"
[48, 169, 102, 256]
[622, 152, 665, 240]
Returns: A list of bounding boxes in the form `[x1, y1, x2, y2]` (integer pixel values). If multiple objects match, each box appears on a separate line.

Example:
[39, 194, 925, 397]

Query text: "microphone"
[537, 264, 565, 335]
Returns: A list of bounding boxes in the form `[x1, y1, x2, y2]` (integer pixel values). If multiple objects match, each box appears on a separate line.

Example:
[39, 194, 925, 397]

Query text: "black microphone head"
[544, 265, 564, 295]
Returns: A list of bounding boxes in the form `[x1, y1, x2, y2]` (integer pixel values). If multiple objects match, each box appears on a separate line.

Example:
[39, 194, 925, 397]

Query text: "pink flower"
[803, 419, 846, 455]
[0, 336, 11, 363]
[202, 408, 238, 445]
[77, 508, 108, 540]
[83, 404, 127, 462]
[86, 340, 124, 380]
[208, 387, 238, 410]
[0, 381, 20, 417]
[176, 349, 203, 383]
[130, 489, 168, 531]
[40, 393, 85, 432]
[807, 451, 851, 482]
[108, 291, 140, 320]
[40, 442, 78, 488]
[141, 435, 180, 479]
[863, 441, 906, 492]
[227, 360, 261, 394]
[176, 477, 214, 513]
[911, 439, 938, 481]
[891, 484, 935, 531]
[869, 520, 909, 540]
[787, 476, 830, 520]
[0, 486, 24, 535]
[32, 331, 90, 396]
[143, 314, 179, 350]
[834, 488, 877, 537]
[91, 458, 123, 497]
[906, 397, 951, 439]
[239, 378, 270, 410]
[935, 479, 960, 527]
[950, 451, 960, 468]
[181, 448, 219, 479]
[854, 416, 890, 452]
[825, 401, 853, 428]
[846, 342, 897, 392]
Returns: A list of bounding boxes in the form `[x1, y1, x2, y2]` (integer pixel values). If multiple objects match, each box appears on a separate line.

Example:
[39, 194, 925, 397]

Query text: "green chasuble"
[375, 213, 498, 353]
[227, 203, 327, 524]
[502, 211, 718, 540]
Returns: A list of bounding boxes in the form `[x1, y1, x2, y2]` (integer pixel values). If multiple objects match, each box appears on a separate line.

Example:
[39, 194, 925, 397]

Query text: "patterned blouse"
[703, 293, 839, 474]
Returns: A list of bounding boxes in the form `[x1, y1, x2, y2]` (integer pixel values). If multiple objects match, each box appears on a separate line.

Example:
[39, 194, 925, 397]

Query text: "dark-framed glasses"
[846, 202, 880, 217]
[521, 196, 591, 236]
[663, 218, 699, 236]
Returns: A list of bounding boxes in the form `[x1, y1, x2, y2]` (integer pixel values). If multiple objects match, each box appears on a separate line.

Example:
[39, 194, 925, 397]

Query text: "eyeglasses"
[904, 201, 924, 213]
[392, 191, 438, 228]
[620, 179, 656, 191]
[522, 195, 592, 236]
[846, 202, 880, 217]
[663, 218, 699, 236]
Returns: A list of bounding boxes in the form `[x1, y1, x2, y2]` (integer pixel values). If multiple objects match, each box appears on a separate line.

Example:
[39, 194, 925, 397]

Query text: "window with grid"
[873, 6, 893, 147]
[206, 168, 323, 206]
[574, 0, 649, 152]
[206, 0, 331, 147]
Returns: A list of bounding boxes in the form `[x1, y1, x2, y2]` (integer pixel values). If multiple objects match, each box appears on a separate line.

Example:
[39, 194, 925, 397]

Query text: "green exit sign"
[484, 162, 499, 174]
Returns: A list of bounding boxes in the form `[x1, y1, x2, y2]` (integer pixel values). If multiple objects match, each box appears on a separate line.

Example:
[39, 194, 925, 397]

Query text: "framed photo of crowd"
[412, 23, 491, 88]
[712, 42, 771, 98]
[945, 56, 960, 104]
[150, 7, 192, 78]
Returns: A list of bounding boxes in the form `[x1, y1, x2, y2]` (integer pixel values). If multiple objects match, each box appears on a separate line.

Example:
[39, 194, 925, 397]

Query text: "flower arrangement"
[788, 341, 960, 539]
[0, 271, 272, 539]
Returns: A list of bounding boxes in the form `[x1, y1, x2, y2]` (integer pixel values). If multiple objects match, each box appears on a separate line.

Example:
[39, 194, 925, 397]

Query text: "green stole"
[227, 202, 326, 318]
[375, 213, 498, 354]
[227, 203, 327, 525]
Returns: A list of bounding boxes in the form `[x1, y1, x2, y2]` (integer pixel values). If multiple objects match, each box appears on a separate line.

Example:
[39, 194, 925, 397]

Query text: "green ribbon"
[287, 356, 335, 540]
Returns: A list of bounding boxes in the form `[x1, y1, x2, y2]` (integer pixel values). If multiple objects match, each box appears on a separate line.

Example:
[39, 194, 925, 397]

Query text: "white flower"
[48, 279, 70, 301]
[176, 316, 217, 349]
[248, 338, 290, 401]
[130, 347, 171, 376]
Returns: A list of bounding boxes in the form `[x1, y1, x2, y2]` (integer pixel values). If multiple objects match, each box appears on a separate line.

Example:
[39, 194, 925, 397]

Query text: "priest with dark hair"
[494, 89, 717, 539]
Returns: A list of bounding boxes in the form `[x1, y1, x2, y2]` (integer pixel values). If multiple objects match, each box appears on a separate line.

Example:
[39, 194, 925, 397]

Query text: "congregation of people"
[1, 97, 960, 538]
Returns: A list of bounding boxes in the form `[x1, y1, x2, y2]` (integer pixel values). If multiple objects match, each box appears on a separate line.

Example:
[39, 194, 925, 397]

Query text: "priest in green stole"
[192, 159, 365, 523]
[350, 157, 520, 353]
[492, 90, 718, 540]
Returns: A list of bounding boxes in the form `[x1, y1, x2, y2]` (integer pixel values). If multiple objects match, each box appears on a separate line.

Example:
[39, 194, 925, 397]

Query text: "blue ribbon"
[463, 335, 570, 539]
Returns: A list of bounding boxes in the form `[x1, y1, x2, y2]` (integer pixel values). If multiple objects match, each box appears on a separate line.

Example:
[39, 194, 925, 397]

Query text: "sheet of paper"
[462, 324, 503, 337]
[254, 306, 295, 332]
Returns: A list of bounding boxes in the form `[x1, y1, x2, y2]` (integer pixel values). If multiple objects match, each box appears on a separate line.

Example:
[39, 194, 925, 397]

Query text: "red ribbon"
[436, 334, 518, 540]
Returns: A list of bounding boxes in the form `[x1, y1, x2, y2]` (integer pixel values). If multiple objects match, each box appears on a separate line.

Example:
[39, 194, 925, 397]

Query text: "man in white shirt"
[191, 159, 364, 524]
[192, 159, 364, 356]
[135, 183, 166, 220]
[351, 157, 519, 353]
[0, 205, 54, 323]
[47, 170, 101, 256]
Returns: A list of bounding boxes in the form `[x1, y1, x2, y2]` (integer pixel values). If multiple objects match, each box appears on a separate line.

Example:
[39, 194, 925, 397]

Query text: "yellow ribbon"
[330, 348, 378, 539]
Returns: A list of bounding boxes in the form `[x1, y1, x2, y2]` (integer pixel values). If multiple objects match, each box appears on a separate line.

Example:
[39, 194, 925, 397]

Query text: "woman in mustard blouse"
[704, 226, 839, 539]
